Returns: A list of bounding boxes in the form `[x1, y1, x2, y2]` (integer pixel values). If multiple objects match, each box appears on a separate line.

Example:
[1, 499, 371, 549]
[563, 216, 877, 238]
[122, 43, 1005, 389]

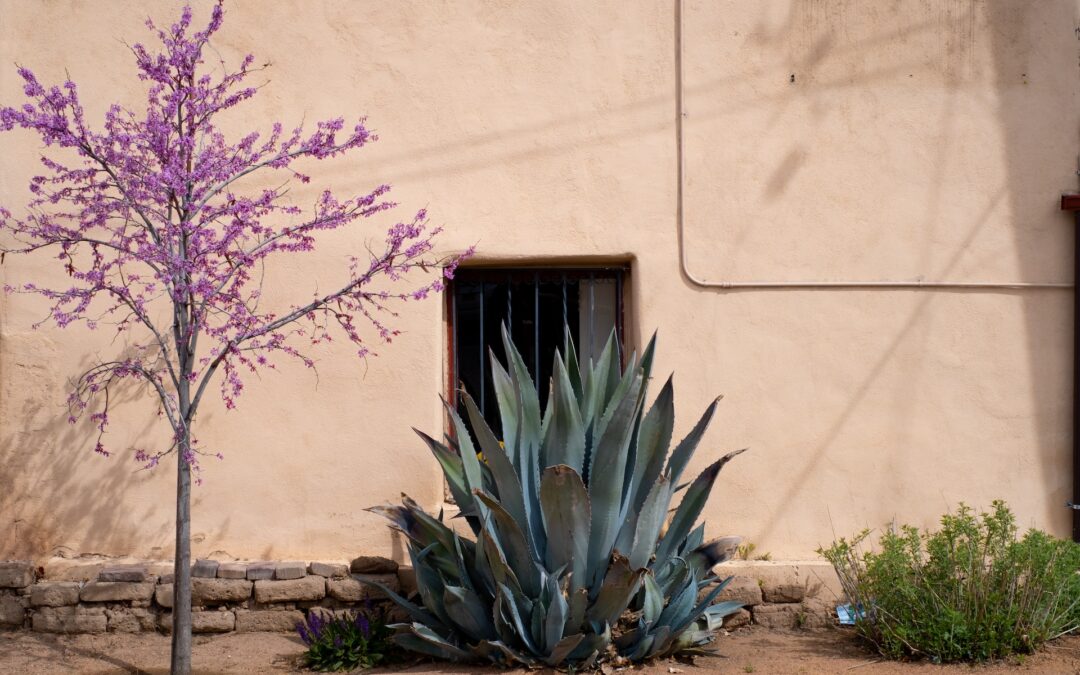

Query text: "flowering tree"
[0, 3, 468, 672]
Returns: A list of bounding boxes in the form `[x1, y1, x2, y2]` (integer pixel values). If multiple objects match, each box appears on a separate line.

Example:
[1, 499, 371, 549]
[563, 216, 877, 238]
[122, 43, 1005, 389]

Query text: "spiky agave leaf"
[368, 327, 746, 667]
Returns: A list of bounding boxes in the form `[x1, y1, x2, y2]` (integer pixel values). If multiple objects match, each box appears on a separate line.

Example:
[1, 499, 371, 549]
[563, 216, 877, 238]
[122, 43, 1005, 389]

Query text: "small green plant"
[820, 501, 1080, 663]
[735, 542, 772, 561]
[743, 664, 755, 673]
[295, 607, 393, 671]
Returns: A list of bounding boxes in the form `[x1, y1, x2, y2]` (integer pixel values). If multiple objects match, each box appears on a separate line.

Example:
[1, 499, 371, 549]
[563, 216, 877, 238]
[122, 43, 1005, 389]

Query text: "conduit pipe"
[673, 0, 1073, 292]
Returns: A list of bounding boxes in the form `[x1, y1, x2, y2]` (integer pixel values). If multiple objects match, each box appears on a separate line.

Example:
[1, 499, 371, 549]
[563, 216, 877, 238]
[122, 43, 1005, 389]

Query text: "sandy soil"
[2, 628, 1080, 674]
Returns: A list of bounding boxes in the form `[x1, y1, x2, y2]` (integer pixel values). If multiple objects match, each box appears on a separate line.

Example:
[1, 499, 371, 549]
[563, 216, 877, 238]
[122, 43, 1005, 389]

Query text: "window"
[449, 267, 626, 437]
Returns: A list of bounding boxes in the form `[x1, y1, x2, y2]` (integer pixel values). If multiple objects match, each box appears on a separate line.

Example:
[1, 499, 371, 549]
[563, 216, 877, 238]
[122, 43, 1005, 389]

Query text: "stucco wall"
[0, 0, 1077, 562]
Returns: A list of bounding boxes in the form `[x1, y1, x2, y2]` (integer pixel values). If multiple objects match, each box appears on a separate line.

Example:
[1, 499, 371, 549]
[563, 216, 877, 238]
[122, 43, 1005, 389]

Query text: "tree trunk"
[170, 428, 193, 674]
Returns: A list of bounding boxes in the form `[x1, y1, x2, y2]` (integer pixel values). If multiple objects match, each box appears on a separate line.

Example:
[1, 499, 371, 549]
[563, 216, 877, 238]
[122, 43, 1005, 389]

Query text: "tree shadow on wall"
[0, 345, 212, 560]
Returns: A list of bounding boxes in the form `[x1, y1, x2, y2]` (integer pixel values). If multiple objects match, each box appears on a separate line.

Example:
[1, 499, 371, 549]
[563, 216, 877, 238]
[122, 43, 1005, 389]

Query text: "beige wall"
[0, 0, 1077, 562]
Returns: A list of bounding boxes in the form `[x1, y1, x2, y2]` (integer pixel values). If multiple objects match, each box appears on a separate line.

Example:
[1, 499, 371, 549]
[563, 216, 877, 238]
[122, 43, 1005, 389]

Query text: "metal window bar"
[451, 267, 627, 417]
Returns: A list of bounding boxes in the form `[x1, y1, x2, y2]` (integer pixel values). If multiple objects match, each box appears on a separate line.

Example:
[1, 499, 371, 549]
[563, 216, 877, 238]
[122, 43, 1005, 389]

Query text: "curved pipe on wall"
[673, 0, 1073, 292]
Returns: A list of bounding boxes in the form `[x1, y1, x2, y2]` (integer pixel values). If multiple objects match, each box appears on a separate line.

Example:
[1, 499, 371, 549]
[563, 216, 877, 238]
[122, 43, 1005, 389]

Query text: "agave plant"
[367, 328, 746, 667]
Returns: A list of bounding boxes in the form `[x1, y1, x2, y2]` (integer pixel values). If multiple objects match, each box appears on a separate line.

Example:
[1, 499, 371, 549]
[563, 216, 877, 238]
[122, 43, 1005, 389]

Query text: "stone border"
[0, 558, 411, 634]
[1, 558, 844, 634]
[714, 560, 845, 630]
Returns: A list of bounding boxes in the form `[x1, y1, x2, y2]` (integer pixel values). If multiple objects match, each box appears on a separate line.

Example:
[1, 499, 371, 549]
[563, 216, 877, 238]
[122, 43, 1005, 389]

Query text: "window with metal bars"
[449, 267, 626, 438]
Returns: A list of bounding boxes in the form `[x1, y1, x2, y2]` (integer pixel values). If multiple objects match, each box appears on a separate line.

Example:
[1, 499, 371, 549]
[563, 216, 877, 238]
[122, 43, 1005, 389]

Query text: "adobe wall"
[0, 1, 1076, 562]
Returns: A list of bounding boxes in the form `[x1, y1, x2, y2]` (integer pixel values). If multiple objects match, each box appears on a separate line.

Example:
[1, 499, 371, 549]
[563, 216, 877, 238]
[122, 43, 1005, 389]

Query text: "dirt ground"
[2, 627, 1080, 674]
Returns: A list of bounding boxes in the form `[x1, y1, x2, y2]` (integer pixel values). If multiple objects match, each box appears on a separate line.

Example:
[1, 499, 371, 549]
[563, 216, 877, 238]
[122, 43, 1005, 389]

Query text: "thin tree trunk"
[170, 383, 193, 674]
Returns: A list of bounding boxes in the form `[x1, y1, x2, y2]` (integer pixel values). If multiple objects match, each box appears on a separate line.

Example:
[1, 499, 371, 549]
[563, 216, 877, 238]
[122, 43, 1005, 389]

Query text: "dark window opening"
[449, 267, 626, 438]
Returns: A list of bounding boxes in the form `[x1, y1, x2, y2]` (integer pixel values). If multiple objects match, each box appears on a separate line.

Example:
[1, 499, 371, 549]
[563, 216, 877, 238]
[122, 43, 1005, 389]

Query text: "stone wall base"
[0, 558, 843, 634]
[0, 557, 409, 635]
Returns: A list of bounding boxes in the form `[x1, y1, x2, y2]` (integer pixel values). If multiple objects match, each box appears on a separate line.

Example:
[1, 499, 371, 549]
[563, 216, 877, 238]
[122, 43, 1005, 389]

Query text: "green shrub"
[820, 501, 1080, 662]
[366, 328, 746, 667]
[295, 607, 393, 671]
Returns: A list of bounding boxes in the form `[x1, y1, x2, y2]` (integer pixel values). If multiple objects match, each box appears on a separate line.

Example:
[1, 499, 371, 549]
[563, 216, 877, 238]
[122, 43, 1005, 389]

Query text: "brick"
[235, 609, 305, 632]
[246, 562, 275, 581]
[217, 563, 248, 579]
[158, 610, 235, 634]
[308, 562, 348, 578]
[192, 559, 220, 579]
[751, 603, 800, 630]
[106, 607, 156, 633]
[723, 607, 751, 629]
[274, 562, 306, 580]
[30, 582, 81, 607]
[99, 564, 149, 583]
[763, 582, 806, 604]
[0, 595, 26, 627]
[0, 562, 35, 589]
[155, 578, 252, 608]
[398, 566, 417, 596]
[799, 596, 836, 630]
[80, 582, 155, 603]
[32, 606, 107, 633]
[713, 576, 762, 607]
[326, 573, 398, 602]
[253, 576, 325, 604]
[350, 556, 397, 574]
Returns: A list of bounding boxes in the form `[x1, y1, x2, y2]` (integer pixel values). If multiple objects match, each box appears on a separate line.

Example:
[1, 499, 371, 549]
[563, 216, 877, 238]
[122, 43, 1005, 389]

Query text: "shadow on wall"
[0, 339, 188, 559]
[676, 0, 1075, 545]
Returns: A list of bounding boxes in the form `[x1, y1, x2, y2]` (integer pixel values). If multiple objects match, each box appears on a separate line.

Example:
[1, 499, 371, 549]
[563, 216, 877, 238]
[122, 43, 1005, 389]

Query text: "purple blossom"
[0, 2, 472, 465]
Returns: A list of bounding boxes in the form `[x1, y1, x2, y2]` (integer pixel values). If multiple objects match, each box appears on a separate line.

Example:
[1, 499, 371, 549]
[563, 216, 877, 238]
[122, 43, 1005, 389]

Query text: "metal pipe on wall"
[673, 0, 1073, 292]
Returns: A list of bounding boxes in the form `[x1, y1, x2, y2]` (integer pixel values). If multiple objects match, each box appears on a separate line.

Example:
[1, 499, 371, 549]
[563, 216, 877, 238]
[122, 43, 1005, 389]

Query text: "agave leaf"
[442, 398, 482, 487]
[500, 324, 542, 451]
[497, 327, 547, 557]
[476, 639, 536, 667]
[474, 490, 541, 597]
[687, 536, 742, 576]
[665, 397, 723, 487]
[470, 524, 497, 597]
[586, 372, 643, 591]
[394, 632, 470, 661]
[655, 448, 747, 569]
[565, 586, 588, 636]
[542, 578, 570, 653]
[497, 582, 541, 655]
[404, 622, 474, 660]
[637, 331, 658, 391]
[669, 576, 733, 638]
[414, 429, 475, 524]
[586, 553, 647, 627]
[546, 633, 585, 666]
[568, 622, 611, 661]
[702, 599, 745, 630]
[655, 573, 697, 630]
[539, 465, 591, 594]
[680, 523, 706, 556]
[480, 525, 523, 593]
[629, 474, 672, 570]
[540, 356, 587, 474]
[594, 350, 638, 445]
[461, 391, 529, 533]
[643, 626, 674, 658]
[358, 577, 445, 630]
[410, 549, 455, 630]
[602, 330, 623, 403]
[627, 375, 675, 513]
[564, 325, 583, 403]
[580, 331, 615, 434]
[450, 534, 477, 594]
[654, 557, 690, 599]
[641, 573, 664, 626]
[444, 584, 498, 641]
